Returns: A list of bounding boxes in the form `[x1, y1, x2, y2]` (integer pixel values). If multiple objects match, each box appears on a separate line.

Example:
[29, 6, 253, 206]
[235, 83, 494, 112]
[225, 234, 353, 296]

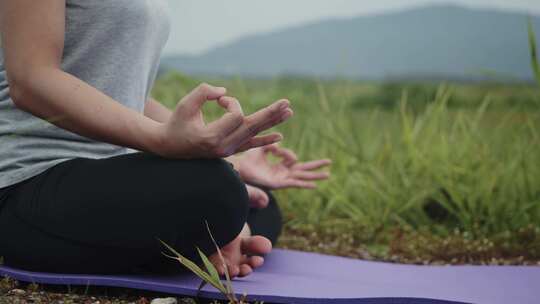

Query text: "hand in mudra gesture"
[234, 144, 332, 190]
[156, 83, 293, 159]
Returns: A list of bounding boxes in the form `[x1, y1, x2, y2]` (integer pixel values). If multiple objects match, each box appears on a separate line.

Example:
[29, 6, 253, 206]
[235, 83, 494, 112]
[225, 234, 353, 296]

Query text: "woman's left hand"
[232, 144, 331, 190]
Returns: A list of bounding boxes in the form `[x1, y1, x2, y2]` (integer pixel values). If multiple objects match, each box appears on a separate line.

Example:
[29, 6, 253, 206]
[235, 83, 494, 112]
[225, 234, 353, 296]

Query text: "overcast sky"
[164, 0, 540, 56]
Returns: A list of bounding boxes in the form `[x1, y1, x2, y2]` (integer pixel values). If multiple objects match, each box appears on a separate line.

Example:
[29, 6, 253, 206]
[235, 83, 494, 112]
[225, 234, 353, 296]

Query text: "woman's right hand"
[154, 83, 293, 159]
[2, 3, 292, 160]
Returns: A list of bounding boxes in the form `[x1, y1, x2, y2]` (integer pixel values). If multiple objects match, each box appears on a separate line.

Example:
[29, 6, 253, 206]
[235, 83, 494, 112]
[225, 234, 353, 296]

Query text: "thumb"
[178, 83, 227, 118]
[246, 185, 269, 209]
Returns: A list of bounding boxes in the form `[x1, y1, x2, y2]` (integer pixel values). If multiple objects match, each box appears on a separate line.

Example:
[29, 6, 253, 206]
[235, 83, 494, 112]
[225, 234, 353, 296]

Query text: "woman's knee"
[133, 157, 248, 257]
[201, 159, 250, 242]
[158, 158, 249, 255]
[151, 157, 249, 220]
[247, 188, 283, 245]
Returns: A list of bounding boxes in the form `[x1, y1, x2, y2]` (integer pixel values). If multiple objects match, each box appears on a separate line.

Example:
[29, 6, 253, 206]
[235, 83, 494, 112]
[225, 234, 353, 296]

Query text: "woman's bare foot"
[209, 223, 272, 278]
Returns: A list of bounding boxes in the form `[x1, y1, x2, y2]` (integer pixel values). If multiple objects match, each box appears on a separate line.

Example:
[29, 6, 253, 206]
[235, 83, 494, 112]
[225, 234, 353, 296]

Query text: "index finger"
[293, 159, 332, 171]
[246, 99, 291, 133]
[217, 96, 244, 115]
[264, 144, 298, 166]
[207, 96, 245, 136]
[221, 99, 293, 151]
[179, 83, 227, 117]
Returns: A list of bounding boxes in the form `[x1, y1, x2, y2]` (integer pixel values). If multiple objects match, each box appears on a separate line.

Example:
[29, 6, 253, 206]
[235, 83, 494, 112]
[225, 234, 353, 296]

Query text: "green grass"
[153, 74, 540, 265]
[529, 18, 540, 88]
[4, 17, 540, 304]
[5, 24, 540, 304]
[159, 222, 259, 304]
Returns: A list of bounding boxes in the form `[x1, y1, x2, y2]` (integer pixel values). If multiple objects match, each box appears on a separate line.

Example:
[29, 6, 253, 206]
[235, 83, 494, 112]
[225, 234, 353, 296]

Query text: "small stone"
[9, 288, 26, 296]
[151, 298, 178, 304]
[137, 297, 150, 304]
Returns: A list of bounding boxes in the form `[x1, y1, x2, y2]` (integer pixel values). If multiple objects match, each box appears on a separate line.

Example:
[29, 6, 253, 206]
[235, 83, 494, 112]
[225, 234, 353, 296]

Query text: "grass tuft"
[153, 72, 540, 264]
[529, 18, 540, 88]
[159, 222, 257, 304]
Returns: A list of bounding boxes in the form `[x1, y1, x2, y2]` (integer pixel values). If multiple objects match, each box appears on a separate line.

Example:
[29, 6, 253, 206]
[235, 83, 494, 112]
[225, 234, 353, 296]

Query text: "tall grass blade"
[205, 221, 235, 299]
[197, 247, 222, 284]
[529, 18, 540, 87]
[158, 239, 228, 295]
[197, 280, 208, 294]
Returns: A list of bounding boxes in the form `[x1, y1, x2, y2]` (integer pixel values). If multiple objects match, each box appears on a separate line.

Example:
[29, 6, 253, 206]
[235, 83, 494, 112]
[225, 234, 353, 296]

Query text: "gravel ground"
[2, 227, 538, 303]
[0, 277, 199, 304]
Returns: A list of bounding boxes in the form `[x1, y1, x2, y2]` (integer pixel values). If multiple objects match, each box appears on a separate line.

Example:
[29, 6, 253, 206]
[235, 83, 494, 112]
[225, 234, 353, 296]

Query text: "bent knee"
[148, 158, 249, 241]
[194, 159, 249, 239]
[204, 159, 249, 228]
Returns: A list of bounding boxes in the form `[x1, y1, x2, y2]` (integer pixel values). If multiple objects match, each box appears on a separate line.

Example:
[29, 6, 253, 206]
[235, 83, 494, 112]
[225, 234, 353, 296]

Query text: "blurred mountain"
[161, 5, 540, 81]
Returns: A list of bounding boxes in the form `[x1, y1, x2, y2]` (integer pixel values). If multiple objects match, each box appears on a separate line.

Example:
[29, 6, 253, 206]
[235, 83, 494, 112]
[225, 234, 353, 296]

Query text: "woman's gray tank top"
[0, 0, 170, 188]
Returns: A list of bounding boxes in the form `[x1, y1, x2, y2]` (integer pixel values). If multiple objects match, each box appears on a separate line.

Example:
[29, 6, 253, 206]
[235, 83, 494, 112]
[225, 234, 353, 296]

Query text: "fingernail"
[281, 111, 292, 121]
[279, 101, 289, 111]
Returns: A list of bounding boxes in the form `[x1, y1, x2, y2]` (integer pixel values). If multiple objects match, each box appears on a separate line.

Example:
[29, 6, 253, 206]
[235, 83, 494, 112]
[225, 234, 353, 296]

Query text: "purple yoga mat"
[1, 249, 538, 304]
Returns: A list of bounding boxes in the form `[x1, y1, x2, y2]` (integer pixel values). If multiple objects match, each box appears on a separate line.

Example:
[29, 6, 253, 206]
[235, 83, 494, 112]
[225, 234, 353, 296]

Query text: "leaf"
[197, 247, 223, 286]
[528, 18, 540, 88]
[157, 239, 228, 295]
[205, 221, 236, 299]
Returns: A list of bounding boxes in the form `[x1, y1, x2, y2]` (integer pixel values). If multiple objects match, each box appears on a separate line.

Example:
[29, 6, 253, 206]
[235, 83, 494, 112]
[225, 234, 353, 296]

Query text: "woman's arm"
[144, 98, 172, 123]
[0, 1, 293, 159]
[1, 0, 162, 153]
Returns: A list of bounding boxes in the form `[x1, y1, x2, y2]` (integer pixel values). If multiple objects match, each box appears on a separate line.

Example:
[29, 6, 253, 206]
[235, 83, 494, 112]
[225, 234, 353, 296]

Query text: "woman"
[0, 0, 330, 277]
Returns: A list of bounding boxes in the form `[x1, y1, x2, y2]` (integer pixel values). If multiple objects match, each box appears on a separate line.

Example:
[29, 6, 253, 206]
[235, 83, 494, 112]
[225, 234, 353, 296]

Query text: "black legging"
[0, 152, 282, 274]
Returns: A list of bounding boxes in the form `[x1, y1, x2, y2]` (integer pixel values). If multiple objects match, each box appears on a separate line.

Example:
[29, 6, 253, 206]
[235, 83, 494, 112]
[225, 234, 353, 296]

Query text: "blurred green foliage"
[153, 72, 540, 263]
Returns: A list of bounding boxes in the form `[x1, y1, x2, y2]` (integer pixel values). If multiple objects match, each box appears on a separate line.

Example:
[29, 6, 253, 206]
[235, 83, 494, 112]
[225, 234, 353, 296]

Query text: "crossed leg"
[0, 152, 282, 276]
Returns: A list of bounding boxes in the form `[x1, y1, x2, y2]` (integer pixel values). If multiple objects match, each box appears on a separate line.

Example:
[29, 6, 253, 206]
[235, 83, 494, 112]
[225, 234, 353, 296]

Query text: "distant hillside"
[161, 5, 540, 81]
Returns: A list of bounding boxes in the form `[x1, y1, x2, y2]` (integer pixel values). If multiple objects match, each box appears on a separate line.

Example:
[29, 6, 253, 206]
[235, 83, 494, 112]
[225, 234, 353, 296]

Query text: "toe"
[241, 235, 272, 256]
[240, 255, 265, 269]
[238, 264, 253, 277]
[248, 256, 265, 268]
[216, 264, 226, 276]
[216, 266, 225, 275]
[228, 264, 240, 278]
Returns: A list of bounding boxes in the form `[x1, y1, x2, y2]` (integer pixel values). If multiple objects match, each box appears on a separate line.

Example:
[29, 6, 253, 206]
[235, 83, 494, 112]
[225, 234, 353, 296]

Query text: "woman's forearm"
[144, 98, 172, 123]
[1, 0, 292, 161]
[10, 67, 163, 153]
